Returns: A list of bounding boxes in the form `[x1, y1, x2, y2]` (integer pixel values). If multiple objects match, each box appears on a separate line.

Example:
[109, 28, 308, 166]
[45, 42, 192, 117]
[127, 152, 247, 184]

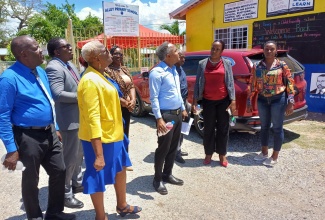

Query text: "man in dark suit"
[46, 38, 84, 209]
[0, 35, 75, 220]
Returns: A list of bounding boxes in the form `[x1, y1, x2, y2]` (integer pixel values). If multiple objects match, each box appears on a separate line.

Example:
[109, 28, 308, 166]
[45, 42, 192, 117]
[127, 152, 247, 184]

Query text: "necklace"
[209, 57, 221, 65]
[110, 66, 121, 71]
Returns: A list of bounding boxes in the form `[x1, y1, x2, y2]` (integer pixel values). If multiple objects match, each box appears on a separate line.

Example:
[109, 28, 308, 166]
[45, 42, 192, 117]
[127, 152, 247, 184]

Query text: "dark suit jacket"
[46, 59, 80, 131]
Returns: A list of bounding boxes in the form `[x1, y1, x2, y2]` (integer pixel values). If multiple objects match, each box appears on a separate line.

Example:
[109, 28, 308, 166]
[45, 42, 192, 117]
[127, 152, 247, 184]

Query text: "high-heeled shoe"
[116, 204, 142, 217]
[203, 155, 212, 165]
[220, 161, 228, 167]
[203, 158, 212, 165]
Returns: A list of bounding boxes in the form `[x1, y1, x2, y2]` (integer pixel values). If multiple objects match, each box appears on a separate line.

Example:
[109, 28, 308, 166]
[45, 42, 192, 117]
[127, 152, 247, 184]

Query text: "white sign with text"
[224, 0, 258, 23]
[103, 2, 139, 36]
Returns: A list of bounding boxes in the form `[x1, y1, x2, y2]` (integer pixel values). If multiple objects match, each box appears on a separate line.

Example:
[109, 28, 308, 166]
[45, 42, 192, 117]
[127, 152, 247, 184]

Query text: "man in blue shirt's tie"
[149, 42, 188, 195]
[0, 36, 75, 220]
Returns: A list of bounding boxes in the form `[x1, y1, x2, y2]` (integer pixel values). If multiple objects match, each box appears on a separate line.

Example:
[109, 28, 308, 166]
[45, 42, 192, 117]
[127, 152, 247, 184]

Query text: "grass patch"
[283, 120, 325, 150]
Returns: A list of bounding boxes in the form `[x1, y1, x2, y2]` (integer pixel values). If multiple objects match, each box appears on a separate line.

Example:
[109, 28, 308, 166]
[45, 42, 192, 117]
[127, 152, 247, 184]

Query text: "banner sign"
[103, 2, 139, 36]
[267, 0, 314, 17]
[224, 0, 258, 23]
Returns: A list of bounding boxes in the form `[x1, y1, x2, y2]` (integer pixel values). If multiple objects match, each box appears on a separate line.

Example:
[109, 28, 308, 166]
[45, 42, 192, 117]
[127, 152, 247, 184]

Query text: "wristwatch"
[288, 99, 295, 105]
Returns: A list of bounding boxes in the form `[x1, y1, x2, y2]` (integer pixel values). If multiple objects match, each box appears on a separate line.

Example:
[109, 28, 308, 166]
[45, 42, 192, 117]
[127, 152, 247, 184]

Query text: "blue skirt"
[81, 136, 132, 194]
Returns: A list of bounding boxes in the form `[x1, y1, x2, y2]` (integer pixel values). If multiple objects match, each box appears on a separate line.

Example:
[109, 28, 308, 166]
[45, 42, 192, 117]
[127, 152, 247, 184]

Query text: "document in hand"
[181, 117, 194, 135]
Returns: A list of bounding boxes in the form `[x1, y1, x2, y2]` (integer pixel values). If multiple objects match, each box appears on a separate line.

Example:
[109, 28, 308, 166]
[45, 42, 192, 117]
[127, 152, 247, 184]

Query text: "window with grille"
[214, 26, 248, 49]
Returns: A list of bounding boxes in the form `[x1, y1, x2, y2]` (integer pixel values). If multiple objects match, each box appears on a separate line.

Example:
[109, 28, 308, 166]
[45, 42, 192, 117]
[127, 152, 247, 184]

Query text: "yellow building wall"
[186, 0, 325, 52]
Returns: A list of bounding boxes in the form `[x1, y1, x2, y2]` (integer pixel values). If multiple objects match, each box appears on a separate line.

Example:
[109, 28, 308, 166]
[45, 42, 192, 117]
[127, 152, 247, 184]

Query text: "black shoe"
[162, 174, 184, 185]
[180, 151, 188, 156]
[44, 212, 76, 220]
[153, 180, 168, 195]
[72, 185, 84, 194]
[175, 154, 185, 163]
[64, 197, 84, 209]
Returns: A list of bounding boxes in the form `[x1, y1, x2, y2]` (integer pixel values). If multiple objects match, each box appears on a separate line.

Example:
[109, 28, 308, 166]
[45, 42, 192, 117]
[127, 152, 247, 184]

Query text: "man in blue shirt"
[0, 36, 75, 220]
[175, 51, 190, 164]
[149, 42, 188, 195]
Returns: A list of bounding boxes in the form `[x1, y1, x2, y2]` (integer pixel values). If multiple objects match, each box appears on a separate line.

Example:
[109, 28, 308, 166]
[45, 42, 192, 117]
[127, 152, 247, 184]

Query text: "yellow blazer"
[78, 66, 123, 143]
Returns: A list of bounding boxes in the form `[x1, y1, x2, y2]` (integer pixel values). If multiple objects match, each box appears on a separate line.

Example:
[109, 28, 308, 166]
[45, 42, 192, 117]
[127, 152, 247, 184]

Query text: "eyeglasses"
[113, 52, 123, 57]
[57, 44, 72, 50]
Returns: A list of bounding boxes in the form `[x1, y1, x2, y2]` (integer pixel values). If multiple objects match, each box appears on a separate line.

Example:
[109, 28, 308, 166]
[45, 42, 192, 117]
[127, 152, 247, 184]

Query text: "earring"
[275, 53, 278, 57]
[99, 63, 101, 69]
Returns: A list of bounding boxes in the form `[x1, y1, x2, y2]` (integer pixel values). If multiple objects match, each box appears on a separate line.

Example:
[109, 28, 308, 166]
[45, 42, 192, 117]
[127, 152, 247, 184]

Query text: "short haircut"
[11, 35, 33, 58]
[81, 41, 104, 62]
[213, 39, 225, 50]
[156, 41, 174, 61]
[109, 45, 121, 55]
[264, 40, 277, 49]
[47, 37, 64, 57]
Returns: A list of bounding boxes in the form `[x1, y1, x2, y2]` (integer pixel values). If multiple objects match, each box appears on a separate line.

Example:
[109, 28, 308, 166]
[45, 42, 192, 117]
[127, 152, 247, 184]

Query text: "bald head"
[11, 35, 43, 69]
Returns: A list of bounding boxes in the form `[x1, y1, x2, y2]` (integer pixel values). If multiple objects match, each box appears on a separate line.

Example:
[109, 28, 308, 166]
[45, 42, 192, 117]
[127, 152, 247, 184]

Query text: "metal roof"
[169, 0, 205, 20]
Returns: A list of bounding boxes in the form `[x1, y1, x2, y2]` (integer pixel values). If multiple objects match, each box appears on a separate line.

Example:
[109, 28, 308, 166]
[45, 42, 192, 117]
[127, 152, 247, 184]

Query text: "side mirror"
[142, 71, 149, 78]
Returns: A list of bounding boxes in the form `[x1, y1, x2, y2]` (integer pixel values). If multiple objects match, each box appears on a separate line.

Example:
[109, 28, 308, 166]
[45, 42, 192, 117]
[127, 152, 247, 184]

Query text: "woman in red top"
[193, 40, 236, 167]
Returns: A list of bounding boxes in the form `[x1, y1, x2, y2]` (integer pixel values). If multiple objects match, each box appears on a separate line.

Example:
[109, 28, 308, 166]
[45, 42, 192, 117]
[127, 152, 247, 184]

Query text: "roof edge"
[169, 0, 205, 20]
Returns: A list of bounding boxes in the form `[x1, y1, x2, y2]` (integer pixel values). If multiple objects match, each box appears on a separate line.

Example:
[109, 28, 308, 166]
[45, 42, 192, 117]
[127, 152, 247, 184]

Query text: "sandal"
[116, 204, 142, 217]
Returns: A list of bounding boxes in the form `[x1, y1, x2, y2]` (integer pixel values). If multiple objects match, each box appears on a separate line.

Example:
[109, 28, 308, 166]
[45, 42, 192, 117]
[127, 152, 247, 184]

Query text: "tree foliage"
[160, 20, 185, 36]
[16, 1, 103, 44]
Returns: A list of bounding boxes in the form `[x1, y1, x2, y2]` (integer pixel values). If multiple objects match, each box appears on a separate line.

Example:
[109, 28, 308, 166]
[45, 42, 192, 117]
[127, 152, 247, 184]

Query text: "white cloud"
[76, 7, 102, 20]
[75, 0, 186, 33]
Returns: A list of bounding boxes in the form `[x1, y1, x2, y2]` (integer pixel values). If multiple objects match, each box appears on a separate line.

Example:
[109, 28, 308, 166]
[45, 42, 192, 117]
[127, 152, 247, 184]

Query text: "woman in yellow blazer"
[78, 41, 141, 220]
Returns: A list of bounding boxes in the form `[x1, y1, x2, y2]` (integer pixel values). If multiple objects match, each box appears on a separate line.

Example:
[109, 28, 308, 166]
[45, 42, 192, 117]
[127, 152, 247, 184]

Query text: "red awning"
[77, 25, 184, 49]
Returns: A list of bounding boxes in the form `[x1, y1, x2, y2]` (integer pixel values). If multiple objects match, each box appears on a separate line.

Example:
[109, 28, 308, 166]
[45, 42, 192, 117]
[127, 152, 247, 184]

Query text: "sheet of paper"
[181, 117, 194, 135]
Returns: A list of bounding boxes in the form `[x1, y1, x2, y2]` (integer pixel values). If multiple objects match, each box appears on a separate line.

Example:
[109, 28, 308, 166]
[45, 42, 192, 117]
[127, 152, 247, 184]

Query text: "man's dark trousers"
[13, 125, 66, 219]
[154, 112, 182, 181]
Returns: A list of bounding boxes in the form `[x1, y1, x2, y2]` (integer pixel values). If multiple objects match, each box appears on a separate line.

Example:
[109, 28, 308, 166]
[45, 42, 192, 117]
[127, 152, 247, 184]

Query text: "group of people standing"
[0, 35, 296, 219]
[0, 36, 141, 220]
[149, 39, 296, 194]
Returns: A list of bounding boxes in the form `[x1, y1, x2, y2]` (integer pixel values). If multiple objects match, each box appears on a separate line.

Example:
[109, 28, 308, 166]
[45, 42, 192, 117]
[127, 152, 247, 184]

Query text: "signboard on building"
[224, 0, 258, 23]
[267, 0, 314, 17]
[252, 13, 325, 64]
[103, 2, 139, 36]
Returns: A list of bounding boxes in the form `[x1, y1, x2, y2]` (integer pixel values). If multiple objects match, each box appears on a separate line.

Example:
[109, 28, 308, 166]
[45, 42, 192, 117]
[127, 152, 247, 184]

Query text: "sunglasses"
[113, 52, 123, 57]
[57, 44, 72, 50]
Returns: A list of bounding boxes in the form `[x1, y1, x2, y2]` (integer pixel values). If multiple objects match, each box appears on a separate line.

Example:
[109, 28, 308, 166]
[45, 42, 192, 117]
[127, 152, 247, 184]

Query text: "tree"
[0, 0, 9, 47]
[8, 0, 43, 31]
[16, 1, 103, 44]
[160, 20, 185, 36]
[17, 14, 62, 44]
